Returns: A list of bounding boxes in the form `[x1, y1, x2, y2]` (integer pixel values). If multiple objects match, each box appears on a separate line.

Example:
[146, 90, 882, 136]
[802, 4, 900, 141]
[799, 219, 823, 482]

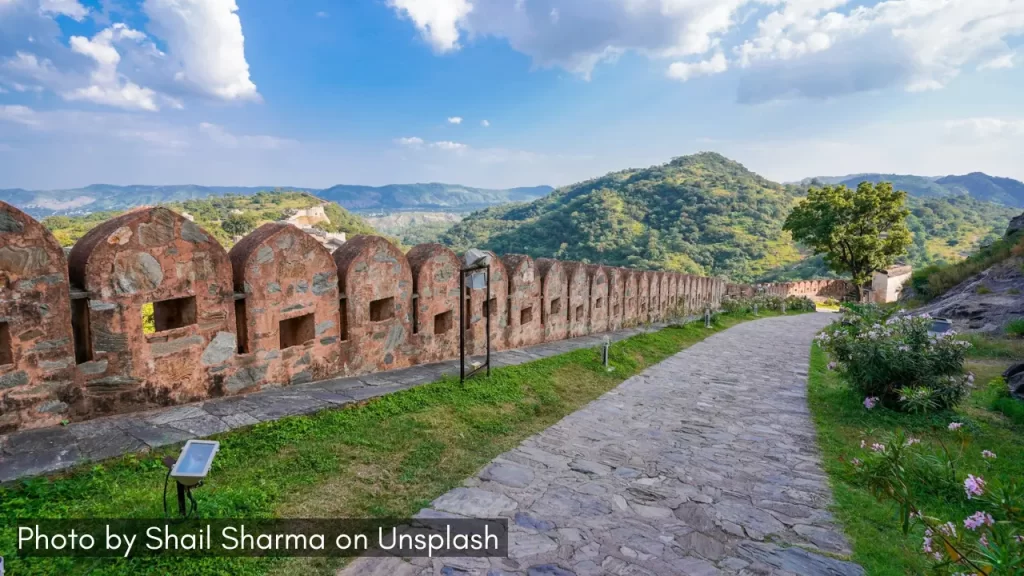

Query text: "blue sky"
[1, 0, 1022, 190]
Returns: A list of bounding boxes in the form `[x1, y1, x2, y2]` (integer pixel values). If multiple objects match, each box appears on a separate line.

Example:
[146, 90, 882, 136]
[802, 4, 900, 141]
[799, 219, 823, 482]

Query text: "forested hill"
[441, 152, 804, 281]
[441, 153, 1019, 282]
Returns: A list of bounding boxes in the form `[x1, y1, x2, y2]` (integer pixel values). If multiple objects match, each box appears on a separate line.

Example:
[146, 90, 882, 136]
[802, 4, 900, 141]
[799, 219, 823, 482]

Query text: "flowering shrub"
[817, 305, 972, 411]
[851, 428, 1024, 573]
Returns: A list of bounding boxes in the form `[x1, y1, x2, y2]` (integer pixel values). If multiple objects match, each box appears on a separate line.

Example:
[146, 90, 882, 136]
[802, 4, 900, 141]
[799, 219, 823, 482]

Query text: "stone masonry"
[1, 202, 807, 434]
[0, 202, 75, 433]
[341, 313, 863, 576]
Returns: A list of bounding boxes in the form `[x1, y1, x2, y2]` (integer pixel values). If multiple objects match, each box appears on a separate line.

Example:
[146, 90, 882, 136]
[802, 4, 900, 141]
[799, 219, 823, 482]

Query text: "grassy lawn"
[808, 342, 1024, 575]
[1, 309, 799, 576]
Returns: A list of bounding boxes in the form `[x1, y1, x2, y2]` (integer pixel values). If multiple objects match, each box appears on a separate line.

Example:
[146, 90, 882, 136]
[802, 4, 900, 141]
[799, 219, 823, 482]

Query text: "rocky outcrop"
[916, 256, 1024, 334]
[1008, 212, 1024, 236]
[1006, 363, 1024, 401]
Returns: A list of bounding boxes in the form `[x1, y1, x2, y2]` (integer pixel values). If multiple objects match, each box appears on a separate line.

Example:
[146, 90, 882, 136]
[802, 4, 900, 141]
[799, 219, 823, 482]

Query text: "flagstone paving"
[342, 312, 864, 576]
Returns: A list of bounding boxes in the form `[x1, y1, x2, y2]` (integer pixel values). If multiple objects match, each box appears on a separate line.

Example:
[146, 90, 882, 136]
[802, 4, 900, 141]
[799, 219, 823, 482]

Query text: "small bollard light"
[704, 308, 711, 328]
[602, 335, 613, 371]
[782, 302, 786, 314]
[753, 303, 758, 316]
[163, 439, 219, 518]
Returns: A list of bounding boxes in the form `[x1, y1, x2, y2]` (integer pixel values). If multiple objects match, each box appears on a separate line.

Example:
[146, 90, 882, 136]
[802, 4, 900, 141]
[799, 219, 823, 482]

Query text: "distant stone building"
[871, 265, 913, 303]
[285, 205, 330, 228]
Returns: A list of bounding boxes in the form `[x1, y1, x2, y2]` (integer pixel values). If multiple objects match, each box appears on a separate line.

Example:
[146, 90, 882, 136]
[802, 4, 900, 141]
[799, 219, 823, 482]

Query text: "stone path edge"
[1, 318, 705, 484]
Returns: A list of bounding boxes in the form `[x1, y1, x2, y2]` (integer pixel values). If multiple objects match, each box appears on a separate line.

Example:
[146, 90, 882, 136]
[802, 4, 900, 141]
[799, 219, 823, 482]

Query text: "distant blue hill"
[0, 183, 554, 218]
[796, 172, 1024, 208]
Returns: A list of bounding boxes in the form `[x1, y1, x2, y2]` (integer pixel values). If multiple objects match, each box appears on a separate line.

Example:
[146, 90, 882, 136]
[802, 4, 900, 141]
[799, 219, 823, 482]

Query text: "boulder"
[1008, 212, 1024, 237]
[1005, 363, 1024, 401]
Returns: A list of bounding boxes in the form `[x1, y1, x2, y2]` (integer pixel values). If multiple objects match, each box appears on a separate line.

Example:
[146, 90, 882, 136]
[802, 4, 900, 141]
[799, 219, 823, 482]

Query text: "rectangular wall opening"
[575, 305, 584, 321]
[280, 313, 315, 350]
[70, 299, 93, 364]
[613, 304, 620, 316]
[369, 297, 395, 322]
[520, 306, 533, 325]
[550, 297, 562, 315]
[507, 298, 513, 328]
[0, 321, 12, 366]
[339, 297, 349, 341]
[434, 310, 454, 335]
[234, 299, 249, 354]
[484, 297, 497, 318]
[146, 296, 197, 334]
[412, 299, 420, 334]
[596, 297, 604, 309]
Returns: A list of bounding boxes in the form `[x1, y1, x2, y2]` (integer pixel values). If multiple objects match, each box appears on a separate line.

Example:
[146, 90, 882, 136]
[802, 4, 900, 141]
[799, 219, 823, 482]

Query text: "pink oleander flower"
[982, 450, 996, 459]
[864, 396, 878, 410]
[871, 443, 886, 453]
[965, 475, 986, 499]
[949, 422, 963, 431]
[905, 438, 921, 447]
[922, 536, 933, 553]
[860, 440, 866, 449]
[851, 458, 862, 467]
[964, 511, 995, 530]
[938, 522, 958, 538]
[979, 533, 989, 548]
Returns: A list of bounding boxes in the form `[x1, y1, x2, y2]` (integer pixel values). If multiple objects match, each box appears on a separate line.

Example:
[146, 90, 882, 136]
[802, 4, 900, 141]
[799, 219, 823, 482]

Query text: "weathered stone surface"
[337, 314, 861, 576]
[202, 331, 237, 366]
[482, 461, 536, 488]
[432, 487, 518, 517]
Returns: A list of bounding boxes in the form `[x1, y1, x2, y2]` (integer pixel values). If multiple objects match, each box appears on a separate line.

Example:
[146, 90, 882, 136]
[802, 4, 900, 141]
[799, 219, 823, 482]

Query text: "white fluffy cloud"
[66, 24, 161, 111]
[481, 119, 490, 127]
[396, 136, 426, 147]
[0, 104, 41, 126]
[388, 0, 473, 53]
[945, 118, 1024, 141]
[39, 0, 88, 20]
[667, 51, 727, 81]
[447, 116, 463, 124]
[388, 0, 1024, 101]
[0, 0, 259, 111]
[431, 140, 467, 150]
[142, 0, 259, 101]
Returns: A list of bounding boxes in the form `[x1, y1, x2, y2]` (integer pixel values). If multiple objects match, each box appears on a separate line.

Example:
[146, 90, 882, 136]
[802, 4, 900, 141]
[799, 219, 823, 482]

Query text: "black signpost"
[459, 259, 492, 383]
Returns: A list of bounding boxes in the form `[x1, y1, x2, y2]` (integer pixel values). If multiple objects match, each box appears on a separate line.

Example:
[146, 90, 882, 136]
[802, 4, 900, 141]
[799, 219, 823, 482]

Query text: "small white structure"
[872, 265, 912, 303]
[285, 205, 330, 228]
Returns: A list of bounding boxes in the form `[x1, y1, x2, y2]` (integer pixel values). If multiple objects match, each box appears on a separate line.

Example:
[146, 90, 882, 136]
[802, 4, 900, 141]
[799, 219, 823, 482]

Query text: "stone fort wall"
[2, 203, 801, 434]
[725, 279, 855, 300]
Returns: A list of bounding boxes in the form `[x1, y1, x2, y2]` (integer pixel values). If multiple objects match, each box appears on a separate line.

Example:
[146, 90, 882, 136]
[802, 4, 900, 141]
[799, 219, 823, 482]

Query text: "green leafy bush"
[1006, 319, 1024, 338]
[817, 305, 973, 411]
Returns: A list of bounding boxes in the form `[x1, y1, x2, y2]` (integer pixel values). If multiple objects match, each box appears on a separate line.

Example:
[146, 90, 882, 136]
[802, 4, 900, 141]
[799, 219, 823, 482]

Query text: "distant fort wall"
[725, 279, 855, 300]
[2, 202, 815, 433]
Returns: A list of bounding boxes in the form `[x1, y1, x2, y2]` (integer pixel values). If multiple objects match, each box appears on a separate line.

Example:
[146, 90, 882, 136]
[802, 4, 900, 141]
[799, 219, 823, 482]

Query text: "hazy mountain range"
[0, 183, 554, 218]
[797, 172, 1024, 208]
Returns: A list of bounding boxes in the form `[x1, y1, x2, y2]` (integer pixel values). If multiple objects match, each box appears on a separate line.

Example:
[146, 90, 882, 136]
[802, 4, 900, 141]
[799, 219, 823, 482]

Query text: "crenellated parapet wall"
[0, 202, 806, 433]
[725, 279, 855, 301]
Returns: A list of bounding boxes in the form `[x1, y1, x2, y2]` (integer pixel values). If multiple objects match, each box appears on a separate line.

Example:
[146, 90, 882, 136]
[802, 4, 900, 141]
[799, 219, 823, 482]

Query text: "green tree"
[220, 212, 259, 237]
[784, 182, 912, 300]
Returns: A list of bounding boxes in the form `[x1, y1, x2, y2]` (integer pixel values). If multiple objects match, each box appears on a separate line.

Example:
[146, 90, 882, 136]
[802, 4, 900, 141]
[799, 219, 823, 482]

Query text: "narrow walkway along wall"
[0, 202, 820, 433]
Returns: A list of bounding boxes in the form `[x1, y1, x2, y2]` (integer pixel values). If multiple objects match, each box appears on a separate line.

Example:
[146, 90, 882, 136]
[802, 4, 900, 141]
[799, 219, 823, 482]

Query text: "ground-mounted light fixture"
[162, 439, 219, 518]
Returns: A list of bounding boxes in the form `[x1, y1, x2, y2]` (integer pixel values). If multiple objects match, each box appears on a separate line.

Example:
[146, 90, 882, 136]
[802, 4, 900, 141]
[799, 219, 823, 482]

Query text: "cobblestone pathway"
[342, 313, 864, 576]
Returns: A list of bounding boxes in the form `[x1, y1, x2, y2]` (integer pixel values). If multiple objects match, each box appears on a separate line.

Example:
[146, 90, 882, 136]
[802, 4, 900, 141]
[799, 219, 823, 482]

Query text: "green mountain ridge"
[441, 153, 1020, 282]
[0, 183, 553, 219]
[798, 172, 1024, 207]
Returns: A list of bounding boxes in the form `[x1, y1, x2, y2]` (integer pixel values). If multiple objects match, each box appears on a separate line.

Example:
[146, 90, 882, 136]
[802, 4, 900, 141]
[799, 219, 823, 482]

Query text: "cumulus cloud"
[0, 104, 41, 127]
[481, 119, 490, 127]
[387, 0, 1024, 101]
[65, 24, 161, 111]
[1, 0, 261, 110]
[667, 52, 727, 81]
[388, 0, 473, 53]
[396, 136, 426, 147]
[143, 0, 260, 101]
[430, 140, 467, 150]
[447, 116, 463, 124]
[39, 0, 88, 20]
